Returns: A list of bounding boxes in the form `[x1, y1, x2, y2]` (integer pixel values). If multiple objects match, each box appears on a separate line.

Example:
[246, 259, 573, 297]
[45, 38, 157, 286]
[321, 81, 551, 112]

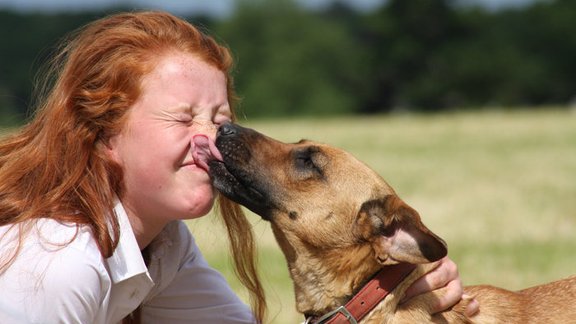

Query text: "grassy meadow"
[188, 108, 576, 323]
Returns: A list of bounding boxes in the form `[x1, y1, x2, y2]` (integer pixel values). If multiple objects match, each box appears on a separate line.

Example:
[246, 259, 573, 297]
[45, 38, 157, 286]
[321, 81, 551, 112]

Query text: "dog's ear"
[355, 196, 447, 265]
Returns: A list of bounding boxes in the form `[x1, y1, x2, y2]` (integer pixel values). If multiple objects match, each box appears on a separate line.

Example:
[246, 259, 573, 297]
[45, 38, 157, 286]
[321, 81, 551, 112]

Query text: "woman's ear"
[356, 196, 447, 265]
[100, 134, 122, 164]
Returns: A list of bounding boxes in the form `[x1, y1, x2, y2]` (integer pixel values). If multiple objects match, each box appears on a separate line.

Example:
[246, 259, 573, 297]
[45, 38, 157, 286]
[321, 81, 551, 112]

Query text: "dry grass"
[188, 108, 576, 323]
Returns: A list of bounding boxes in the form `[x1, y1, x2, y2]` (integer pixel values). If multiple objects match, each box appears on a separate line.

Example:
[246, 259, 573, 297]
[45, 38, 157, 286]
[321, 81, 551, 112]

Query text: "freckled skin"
[107, 52, 232, 247]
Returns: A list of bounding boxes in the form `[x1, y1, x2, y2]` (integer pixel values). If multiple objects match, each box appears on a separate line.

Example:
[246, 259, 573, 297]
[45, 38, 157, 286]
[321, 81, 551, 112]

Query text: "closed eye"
[293, 146, 325, 179]
[213, 105, 233, 126]
[178, 115, 194, 124]
[295, 154, 315, 170]
[213, 116, 232, 127]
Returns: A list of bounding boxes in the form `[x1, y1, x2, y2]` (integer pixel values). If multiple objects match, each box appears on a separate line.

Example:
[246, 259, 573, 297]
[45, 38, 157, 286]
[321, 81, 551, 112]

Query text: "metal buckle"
[310, 305, 358, 324]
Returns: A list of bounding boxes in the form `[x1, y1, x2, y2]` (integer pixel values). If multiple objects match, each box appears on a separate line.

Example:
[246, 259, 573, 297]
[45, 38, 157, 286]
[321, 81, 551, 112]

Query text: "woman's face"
[108, 52, 231, 224]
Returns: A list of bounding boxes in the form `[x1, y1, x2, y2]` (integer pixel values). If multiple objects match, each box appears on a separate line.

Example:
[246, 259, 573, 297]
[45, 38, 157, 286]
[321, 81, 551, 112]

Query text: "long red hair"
[0, 11, 265, 322]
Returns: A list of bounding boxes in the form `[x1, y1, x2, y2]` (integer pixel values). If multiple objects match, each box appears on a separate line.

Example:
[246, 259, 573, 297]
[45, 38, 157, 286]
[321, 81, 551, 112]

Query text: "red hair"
[0, 11, 265, 322]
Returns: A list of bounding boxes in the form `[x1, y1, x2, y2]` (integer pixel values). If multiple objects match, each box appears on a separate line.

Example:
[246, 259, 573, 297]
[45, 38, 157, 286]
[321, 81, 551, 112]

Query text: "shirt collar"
[105, 200, 151, 284]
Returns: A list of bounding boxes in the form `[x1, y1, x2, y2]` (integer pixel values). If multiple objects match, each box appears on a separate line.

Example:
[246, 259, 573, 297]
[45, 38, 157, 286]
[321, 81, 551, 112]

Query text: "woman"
[0, 11, 476, 323]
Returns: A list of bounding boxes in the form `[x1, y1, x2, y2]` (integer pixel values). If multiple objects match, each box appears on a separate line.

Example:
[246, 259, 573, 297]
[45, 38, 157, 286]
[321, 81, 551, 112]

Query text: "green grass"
[188, 108, 576, 323]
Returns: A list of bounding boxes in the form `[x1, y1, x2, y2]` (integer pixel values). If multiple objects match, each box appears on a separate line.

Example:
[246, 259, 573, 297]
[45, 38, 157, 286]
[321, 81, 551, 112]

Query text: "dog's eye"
[293, 146, 324, 177]
[295, 155, 315, 169]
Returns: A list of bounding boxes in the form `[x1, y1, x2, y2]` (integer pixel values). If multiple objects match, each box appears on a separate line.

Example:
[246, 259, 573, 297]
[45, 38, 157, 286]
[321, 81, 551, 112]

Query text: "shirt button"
[130, 289, 139, 299]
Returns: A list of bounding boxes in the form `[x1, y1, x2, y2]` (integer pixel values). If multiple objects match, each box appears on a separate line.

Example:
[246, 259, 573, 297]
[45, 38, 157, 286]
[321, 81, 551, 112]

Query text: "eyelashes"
[163, 105, 232, 128]
[194, 116, 231, 126]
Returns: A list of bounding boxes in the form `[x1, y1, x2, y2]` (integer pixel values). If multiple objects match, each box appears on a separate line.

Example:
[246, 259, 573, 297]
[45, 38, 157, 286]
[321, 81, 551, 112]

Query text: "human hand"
[401, 256, 479, 316]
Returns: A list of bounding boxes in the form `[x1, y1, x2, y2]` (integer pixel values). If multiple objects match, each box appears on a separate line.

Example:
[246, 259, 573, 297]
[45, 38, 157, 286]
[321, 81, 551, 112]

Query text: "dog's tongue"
[192, 135, 223, 172]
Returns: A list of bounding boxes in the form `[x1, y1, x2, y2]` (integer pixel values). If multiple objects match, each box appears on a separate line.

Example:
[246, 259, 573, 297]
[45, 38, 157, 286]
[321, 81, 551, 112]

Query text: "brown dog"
[208, 123, 576, 323]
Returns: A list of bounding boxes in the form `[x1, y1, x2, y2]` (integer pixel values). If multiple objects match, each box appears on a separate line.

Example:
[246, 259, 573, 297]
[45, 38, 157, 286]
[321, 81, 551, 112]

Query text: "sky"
[0, 0, 535, 17]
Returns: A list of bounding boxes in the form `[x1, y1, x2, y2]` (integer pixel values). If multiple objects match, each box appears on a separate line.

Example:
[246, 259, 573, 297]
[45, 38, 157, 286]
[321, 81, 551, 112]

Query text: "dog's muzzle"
[208, 123, 275, 219]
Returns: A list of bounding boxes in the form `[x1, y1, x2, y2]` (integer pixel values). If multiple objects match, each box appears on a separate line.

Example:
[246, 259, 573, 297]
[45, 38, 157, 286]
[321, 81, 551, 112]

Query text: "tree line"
[1, 0, 575, 123]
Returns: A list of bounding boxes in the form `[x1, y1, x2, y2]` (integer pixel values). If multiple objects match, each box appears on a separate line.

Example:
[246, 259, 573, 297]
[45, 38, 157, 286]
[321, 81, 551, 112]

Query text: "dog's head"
[209, 123, 447, 266]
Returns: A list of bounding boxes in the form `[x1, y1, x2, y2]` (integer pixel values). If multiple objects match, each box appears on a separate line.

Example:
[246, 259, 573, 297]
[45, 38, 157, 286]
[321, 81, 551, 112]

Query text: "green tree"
[216, 0, 365, 117]
[0, 10, 106, 123]
[361, 0, 466, 111]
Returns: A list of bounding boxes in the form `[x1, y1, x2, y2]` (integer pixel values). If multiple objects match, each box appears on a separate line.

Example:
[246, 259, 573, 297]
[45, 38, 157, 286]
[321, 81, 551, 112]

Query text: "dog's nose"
[218, 122, 237, 137]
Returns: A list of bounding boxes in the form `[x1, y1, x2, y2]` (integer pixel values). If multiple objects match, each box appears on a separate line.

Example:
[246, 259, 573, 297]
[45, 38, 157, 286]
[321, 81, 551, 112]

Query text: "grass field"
[188, 108, 576, 323]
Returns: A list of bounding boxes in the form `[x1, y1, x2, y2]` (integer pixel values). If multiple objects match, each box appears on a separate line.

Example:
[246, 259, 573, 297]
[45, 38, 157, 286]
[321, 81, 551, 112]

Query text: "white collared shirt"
[0, 201, 255, 323]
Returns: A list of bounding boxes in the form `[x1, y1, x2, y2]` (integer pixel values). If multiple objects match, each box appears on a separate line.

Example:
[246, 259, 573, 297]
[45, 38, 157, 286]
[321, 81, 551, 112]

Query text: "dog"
[207, 123, 576, 323]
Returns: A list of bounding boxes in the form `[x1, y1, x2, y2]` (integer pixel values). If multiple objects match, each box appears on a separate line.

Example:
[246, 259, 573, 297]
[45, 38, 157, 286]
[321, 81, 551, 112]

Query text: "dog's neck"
[306, 263, 418, 323]
[289, 249, 432, 323]
[288, 244, 387, 316]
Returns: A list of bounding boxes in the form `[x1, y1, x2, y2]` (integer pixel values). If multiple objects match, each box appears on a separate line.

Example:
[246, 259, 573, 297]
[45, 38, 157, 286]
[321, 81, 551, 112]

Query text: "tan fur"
[210, 124, 576, 323]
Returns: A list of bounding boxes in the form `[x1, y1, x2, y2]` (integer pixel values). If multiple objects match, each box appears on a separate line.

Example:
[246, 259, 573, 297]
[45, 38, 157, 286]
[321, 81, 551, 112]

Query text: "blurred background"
[1, 0, 576, 124]
[1, 1, 575, 323]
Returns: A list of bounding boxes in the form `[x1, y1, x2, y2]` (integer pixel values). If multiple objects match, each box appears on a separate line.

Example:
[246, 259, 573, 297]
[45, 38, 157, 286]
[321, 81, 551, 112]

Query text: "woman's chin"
[182, 190, 215, 219]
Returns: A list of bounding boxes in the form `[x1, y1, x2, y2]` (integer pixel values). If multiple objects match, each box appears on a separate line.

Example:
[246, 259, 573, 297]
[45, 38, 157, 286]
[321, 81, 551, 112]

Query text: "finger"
[463, 294, 480, 317]
[428, 278, 464, 313]
[402, 257, 458, 302]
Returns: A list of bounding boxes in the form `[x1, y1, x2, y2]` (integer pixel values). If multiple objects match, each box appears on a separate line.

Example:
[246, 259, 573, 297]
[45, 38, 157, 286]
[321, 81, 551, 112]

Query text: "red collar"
[306, 263, 416, 324]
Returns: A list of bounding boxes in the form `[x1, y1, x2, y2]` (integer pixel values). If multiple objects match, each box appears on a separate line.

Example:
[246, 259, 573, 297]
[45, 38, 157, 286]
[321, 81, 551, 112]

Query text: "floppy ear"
[355, 196, 447, 265]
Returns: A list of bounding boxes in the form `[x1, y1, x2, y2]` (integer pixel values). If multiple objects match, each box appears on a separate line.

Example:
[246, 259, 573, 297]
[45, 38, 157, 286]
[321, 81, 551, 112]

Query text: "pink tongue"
[192, 135, 223, 172]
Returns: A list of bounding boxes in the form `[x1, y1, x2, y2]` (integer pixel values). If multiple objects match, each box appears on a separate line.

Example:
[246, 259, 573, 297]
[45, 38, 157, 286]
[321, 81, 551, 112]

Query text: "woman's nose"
[192, 119, 218, 137]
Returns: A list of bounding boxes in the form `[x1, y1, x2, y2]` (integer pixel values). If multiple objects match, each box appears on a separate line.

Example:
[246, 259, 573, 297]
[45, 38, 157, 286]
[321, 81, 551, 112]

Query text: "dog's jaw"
[209, 158, 274, 219]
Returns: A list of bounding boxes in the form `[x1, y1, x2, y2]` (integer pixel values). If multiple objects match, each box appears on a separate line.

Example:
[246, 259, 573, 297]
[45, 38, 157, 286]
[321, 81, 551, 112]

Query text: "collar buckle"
[305, 305, 358, 324]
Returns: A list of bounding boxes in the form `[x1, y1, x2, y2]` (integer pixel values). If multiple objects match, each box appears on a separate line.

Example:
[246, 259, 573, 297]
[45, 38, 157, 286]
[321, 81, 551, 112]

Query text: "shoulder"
[0, 219, 110, 322]
[1, 218, 105, 268]
[1, 218, 109, 289]
[28, 218, 105, 266]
